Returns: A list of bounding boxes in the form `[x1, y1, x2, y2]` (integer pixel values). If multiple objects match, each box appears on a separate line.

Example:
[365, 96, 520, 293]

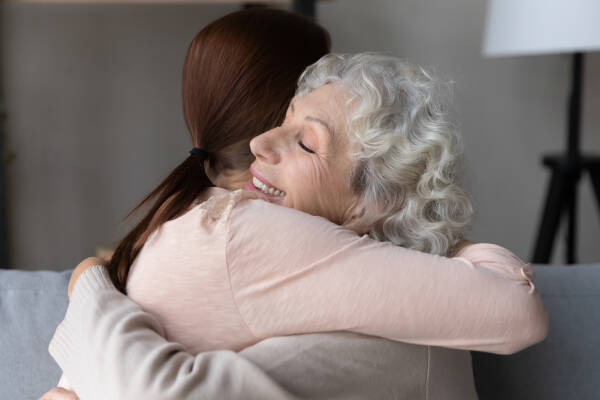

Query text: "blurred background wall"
[1, 0, 599, 270]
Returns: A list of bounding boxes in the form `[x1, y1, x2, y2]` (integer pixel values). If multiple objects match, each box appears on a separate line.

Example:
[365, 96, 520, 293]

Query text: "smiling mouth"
[251, 176, 286, 197]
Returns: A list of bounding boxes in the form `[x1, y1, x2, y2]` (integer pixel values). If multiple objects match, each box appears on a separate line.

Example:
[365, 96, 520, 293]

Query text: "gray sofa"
[1, 264, 599, 399]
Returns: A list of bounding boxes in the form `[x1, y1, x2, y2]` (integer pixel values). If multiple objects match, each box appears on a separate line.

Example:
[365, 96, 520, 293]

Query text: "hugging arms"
[45, 194, 547, 399]
[42, 10, 548, 398]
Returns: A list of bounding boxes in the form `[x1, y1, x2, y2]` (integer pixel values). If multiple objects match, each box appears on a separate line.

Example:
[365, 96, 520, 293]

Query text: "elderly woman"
[47, 53, 547, 399]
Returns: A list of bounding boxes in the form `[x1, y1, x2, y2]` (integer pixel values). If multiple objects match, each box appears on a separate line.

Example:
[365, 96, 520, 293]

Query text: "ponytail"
[106, 154, 212, 294]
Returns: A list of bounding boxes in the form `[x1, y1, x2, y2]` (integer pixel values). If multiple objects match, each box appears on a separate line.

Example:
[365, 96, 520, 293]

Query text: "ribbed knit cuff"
[71, 264, 116, 297]
[49, 265, 116, 369]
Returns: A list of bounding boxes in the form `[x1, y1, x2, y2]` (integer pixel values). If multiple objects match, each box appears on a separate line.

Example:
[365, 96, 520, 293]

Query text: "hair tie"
[189, 147, 209, 159]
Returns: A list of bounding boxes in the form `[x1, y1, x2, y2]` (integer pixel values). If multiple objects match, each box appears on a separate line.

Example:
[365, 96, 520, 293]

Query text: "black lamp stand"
[531, 52, 600, 264]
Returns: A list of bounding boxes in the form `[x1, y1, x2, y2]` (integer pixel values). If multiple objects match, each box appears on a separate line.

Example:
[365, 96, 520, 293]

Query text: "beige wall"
[2, 0, 599, 270]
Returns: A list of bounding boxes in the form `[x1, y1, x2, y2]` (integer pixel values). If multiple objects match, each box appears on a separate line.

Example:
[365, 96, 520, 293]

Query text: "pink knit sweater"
[125, 187, 547, 355]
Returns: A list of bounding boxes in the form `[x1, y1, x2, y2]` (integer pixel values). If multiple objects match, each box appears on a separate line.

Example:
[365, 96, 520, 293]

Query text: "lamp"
[483, 0, 600, 264]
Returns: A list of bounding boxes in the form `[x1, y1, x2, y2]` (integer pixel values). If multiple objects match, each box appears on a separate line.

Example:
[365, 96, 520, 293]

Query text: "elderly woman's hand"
[68, 256, 106, 299]
[38, 387, 79, 400]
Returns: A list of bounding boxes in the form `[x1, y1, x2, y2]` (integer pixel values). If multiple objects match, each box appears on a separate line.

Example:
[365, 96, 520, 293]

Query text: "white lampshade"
[483, 0, 600, 57]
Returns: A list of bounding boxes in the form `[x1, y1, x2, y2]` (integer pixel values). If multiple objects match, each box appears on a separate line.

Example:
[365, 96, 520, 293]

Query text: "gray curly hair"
[295, 53, 473, 256]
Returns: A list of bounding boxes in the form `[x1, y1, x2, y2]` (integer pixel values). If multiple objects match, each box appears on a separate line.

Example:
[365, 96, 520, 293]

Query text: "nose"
[250, 127, 282, 164]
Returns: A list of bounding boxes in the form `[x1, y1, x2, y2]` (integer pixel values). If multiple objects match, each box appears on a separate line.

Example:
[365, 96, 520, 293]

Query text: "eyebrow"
[290, 101, 335, 142]
[305, 115, 334, 141]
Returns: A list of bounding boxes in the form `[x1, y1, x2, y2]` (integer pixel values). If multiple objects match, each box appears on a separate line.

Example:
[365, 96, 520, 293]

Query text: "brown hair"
[106, 8, 330, 294]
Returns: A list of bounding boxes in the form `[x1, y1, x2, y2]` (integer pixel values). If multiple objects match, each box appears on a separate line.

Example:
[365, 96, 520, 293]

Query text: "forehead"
[294, 83, 352, 116]
[292, 84, 354, 146]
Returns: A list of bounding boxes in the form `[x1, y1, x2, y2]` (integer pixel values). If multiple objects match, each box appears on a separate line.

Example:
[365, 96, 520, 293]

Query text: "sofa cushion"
[0, 268, 71, 400]
[472, 263, 600, 400]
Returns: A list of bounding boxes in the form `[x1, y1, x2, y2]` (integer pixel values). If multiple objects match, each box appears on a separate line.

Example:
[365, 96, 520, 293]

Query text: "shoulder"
[224, 193, 367, 281]
[194, 188, 261, 221]
[171, 188, 265, 232]
[228, 193, 356, 246]
[141, 188, 262, 248]
[182, 188, 341, 239]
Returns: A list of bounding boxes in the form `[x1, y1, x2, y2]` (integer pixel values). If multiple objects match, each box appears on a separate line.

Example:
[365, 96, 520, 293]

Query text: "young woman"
[51, 7, 331, 393]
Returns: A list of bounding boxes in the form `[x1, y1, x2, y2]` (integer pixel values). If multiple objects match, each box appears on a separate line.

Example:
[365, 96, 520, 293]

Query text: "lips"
[252, 176, 286, 196]
[246, 167, 286, 198]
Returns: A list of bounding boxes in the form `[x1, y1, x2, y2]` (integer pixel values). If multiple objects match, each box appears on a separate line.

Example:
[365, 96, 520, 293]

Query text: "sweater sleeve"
[49, 265, 300, 400]
[226, 199, 549, 355]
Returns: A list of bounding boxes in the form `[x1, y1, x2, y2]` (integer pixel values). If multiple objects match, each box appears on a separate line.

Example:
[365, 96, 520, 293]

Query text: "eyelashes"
[298, 141, 315, 154]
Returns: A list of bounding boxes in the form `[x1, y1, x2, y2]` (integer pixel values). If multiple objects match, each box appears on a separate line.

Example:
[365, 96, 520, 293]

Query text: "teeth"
[252, 176, 285, 196]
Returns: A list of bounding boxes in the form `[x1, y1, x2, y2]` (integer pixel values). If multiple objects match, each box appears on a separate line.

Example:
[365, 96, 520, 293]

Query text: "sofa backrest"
[0, 268, 71, 399]
[472, 263, 600, 400]
[2, 263, 599, 400]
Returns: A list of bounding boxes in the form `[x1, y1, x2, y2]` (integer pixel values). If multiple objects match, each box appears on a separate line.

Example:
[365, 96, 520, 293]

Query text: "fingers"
[69, 256, 106, 299]
[78, 256, 105, 268]
[38, 387, 79, 400]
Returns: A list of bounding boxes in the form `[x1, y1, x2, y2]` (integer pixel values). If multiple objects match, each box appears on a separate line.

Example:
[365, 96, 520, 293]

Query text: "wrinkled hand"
[38, 387, 79, 400]
[68, 256, 107, 299]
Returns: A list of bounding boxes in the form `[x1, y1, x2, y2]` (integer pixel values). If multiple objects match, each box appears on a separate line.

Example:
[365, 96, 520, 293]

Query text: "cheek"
[289, 158, 326, 197]
[289, 158, 344, 218]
